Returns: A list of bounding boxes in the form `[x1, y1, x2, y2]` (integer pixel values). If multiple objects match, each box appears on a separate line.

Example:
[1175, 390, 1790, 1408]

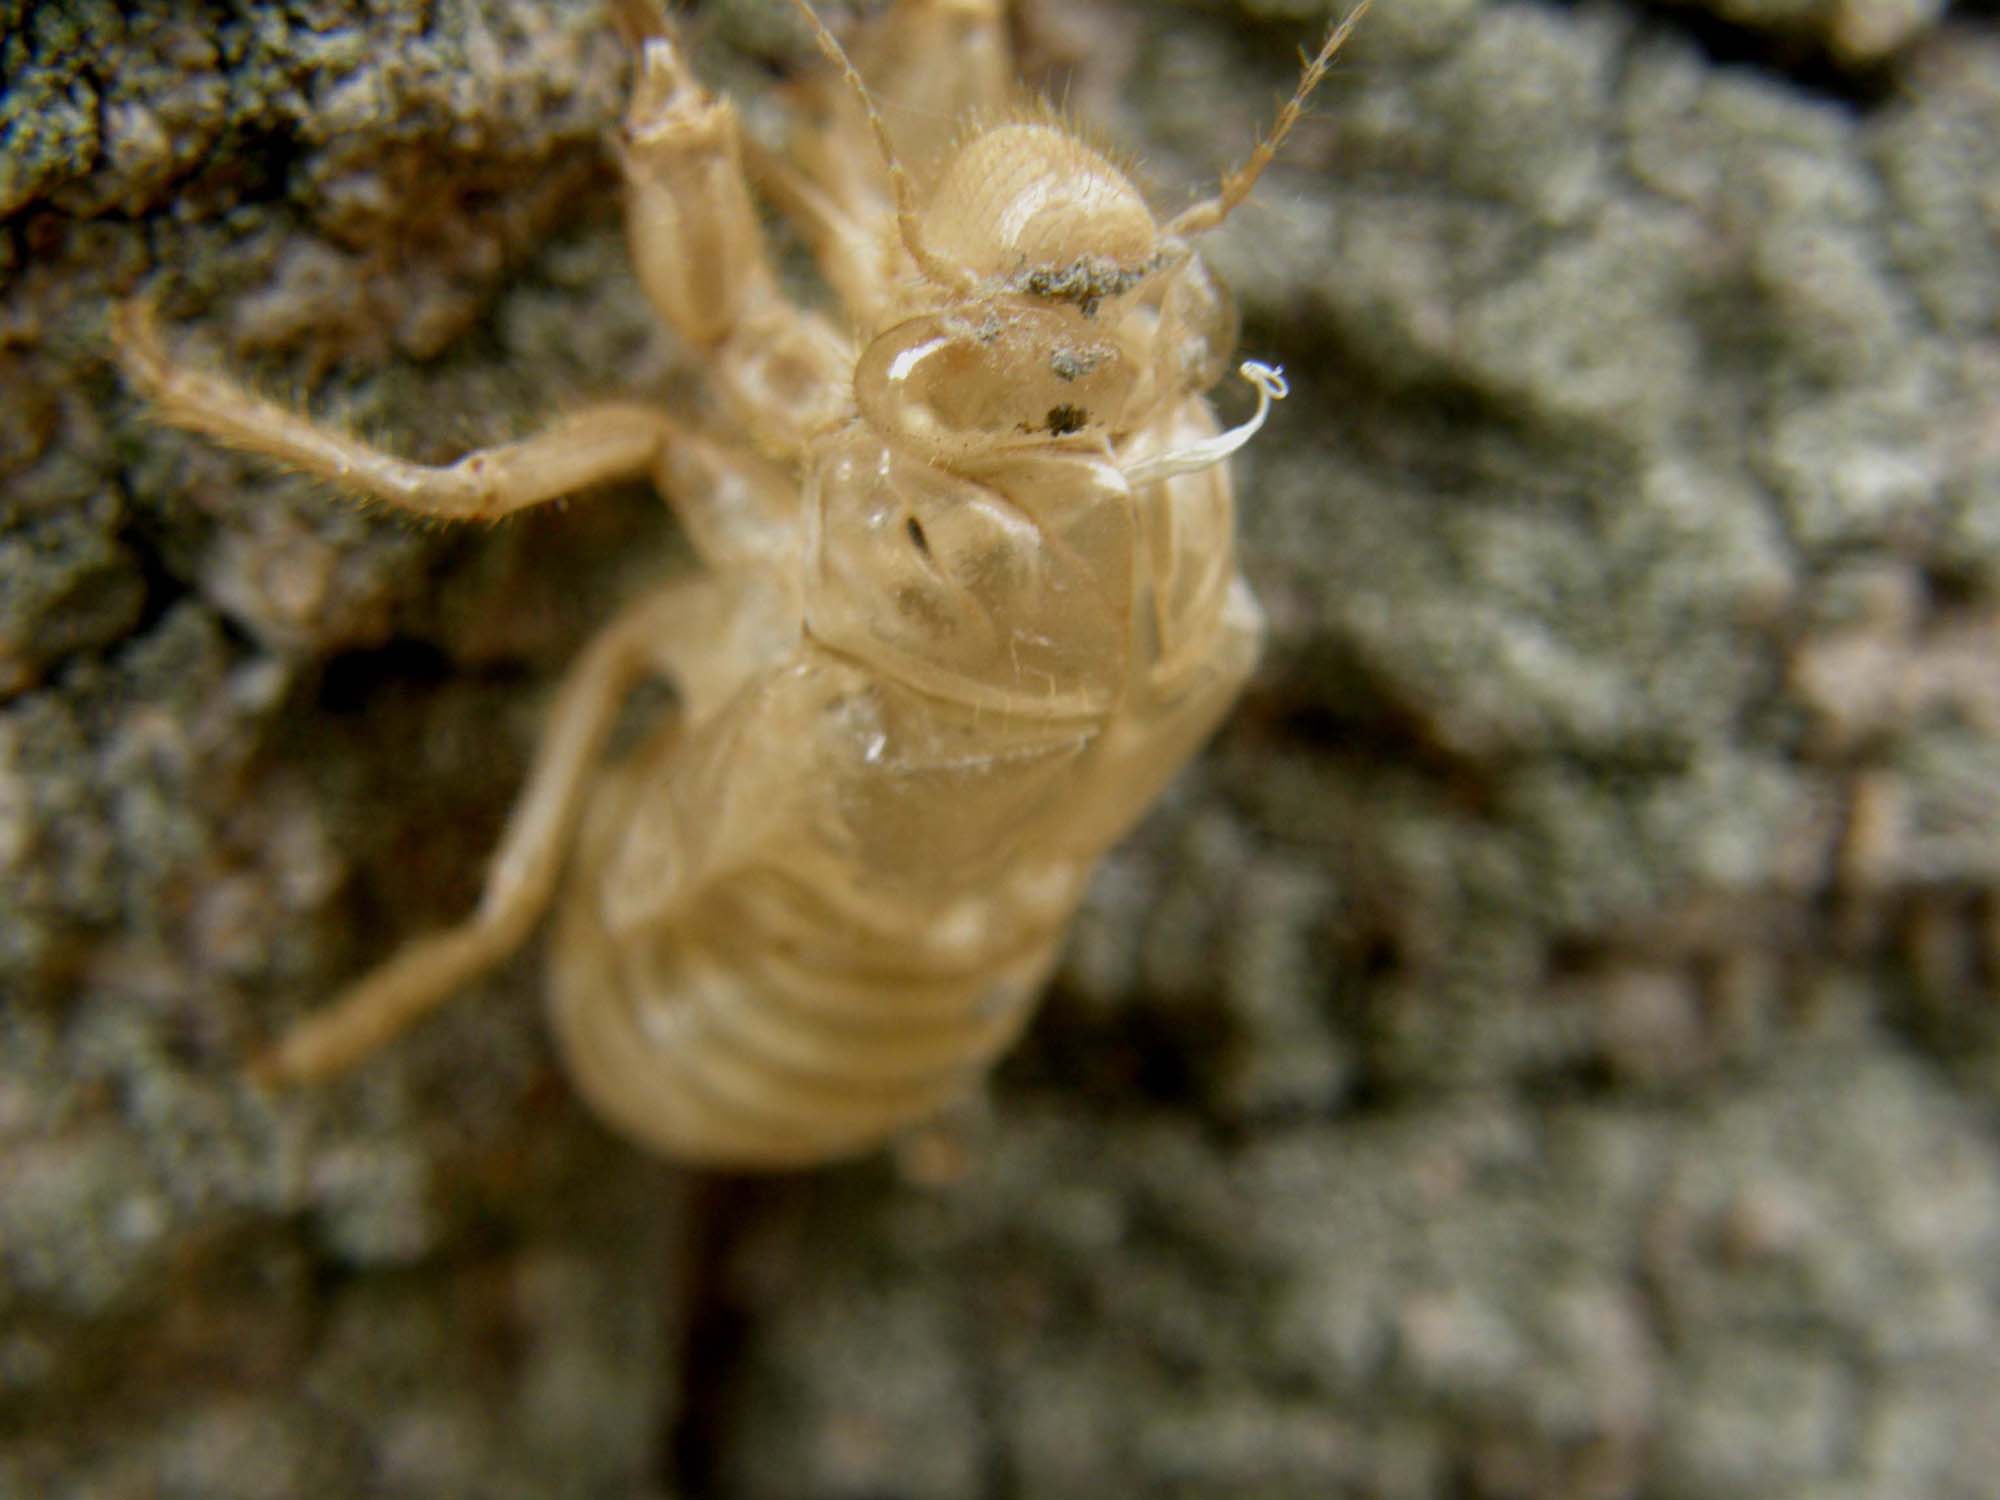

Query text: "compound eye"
[855, 304, 1133, 466]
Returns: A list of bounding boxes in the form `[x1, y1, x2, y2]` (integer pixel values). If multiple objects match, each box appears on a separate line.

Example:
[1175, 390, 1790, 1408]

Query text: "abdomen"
[548, 794, 1069, 1167]
[540, 600, 1248, 1169]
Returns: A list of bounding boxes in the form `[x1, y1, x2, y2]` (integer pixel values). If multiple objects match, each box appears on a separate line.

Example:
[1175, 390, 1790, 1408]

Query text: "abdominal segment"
[549, 860, 1063, 1168]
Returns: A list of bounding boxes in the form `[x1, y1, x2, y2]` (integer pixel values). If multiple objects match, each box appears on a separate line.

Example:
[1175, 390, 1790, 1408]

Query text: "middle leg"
[111, 299, 677, 523]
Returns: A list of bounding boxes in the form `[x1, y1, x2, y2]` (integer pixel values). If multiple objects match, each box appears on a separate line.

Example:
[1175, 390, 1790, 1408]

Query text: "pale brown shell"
[110, 0, 1362, 1170]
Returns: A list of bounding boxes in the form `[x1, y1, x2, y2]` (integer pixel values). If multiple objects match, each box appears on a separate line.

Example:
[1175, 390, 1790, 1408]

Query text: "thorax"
[800, 395, 1238, 719]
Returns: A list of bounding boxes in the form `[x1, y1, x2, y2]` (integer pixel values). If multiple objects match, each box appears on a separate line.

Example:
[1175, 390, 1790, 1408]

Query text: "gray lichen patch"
[703, 1046, 2000, 1500]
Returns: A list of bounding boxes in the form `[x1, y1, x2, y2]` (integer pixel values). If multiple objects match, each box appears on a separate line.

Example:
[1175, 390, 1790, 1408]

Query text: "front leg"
[613, 1, 852, 454]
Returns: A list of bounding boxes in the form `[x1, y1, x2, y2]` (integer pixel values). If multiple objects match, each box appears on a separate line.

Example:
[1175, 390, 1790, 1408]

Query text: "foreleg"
[612, 1, 851, 453]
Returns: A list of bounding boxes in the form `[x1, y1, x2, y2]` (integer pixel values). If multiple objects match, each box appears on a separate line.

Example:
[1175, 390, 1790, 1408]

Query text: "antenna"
[785, 0, 977, 292]
[1166, 0, 1373, 238]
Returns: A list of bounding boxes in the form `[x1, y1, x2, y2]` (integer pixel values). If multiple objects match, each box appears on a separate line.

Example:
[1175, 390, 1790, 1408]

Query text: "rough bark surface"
[4, 1, 1998, 1497]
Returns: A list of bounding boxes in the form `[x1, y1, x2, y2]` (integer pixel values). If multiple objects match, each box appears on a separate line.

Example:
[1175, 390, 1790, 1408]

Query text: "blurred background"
[3, 0, 1998, 1494]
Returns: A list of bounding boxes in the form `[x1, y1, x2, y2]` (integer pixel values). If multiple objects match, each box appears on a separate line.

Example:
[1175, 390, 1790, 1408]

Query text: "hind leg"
[256, 575, 759, 1084]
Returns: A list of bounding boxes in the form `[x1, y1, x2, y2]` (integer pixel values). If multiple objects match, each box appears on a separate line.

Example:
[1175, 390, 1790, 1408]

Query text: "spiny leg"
[111, 299, 676, 522]
[612, 2, 856, 451]
[120, 298, 819, 580]
[253, 579, 743, 1084]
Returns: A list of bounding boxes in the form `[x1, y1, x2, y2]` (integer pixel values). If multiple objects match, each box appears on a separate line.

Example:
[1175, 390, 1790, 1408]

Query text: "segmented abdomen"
[550, 789, 1067, 1167]
[546, 405, 1258, 1168]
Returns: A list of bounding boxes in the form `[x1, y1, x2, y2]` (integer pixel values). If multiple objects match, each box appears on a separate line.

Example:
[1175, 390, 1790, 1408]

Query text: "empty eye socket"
[1155, 257, 1238, 400]
[1115, 256, 1240, 429]
[855, 304, 1134, 465]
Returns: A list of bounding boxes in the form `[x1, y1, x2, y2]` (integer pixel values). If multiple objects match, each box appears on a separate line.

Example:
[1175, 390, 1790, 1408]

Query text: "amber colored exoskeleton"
[112, 0, 1369, 1168]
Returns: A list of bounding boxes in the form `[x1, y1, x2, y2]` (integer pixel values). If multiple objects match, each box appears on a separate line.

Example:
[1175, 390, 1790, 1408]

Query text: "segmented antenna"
[785, 0, 977, 292]
[1166, 0, 1373, 238]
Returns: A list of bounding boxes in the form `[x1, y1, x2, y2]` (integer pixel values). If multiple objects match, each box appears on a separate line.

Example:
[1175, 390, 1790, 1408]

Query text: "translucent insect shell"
[114, 0, 1360, 1169]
